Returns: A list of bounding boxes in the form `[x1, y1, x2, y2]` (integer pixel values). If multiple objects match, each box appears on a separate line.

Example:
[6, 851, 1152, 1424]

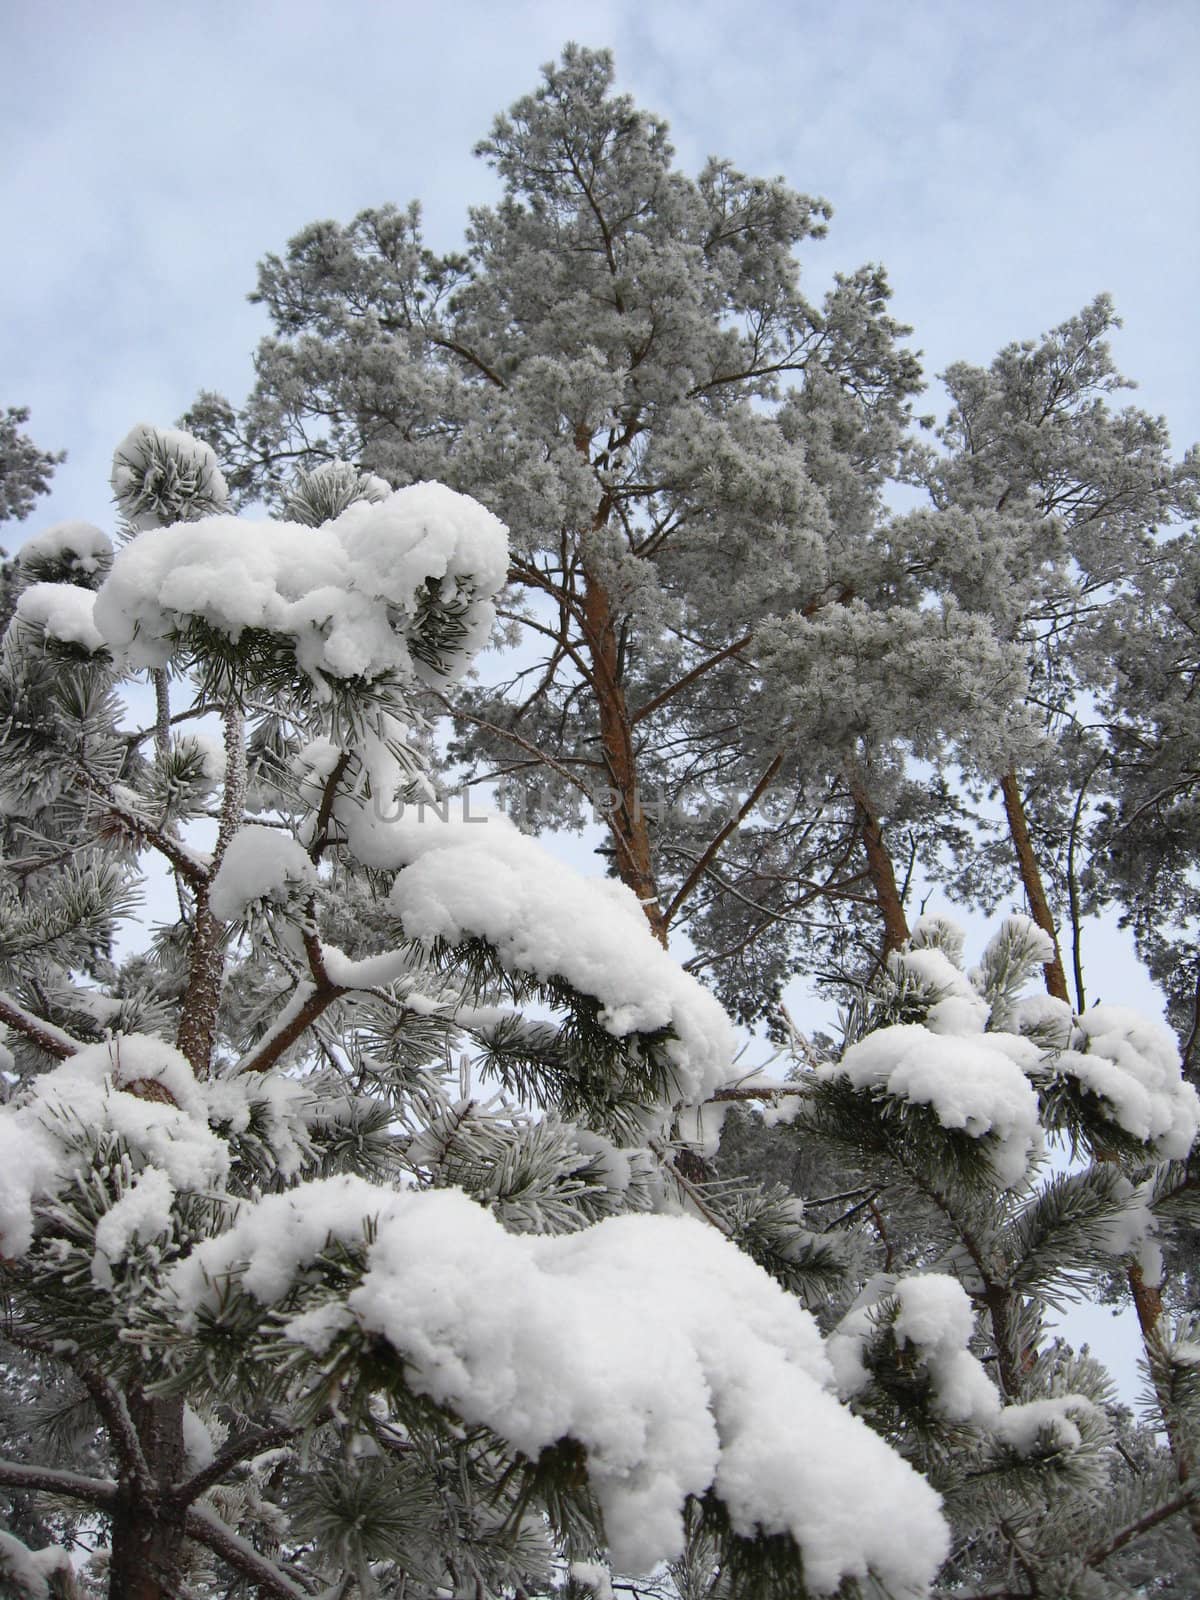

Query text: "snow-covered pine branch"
[2, 415, 1197, 1598]
[0, 421, 986, 1600]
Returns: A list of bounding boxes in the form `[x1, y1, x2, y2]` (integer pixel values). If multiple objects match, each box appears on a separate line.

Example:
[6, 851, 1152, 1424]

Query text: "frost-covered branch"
[171, 1416, 319, 1506]
[0, 1458, 116, 1511]
[183, 1504, 310, 1600]
[0, 992, 80, 1059]
[235, 975, 346, 1076]
[152, 668, 171, 761]
[1082, 1482, 1200, 1572]
[66, 1359, 152, 1492]
[75, 773, 209, 891]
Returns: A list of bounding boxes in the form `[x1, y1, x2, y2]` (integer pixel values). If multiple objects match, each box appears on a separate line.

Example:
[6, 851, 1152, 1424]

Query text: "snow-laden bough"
[169, 1178, 950, 1594]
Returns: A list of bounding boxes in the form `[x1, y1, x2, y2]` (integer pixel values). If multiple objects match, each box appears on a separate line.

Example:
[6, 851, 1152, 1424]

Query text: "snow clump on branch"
[12, 582, 106, 652]
[1051, 1004, 1200, 1158]
[91, 480, 510, 692]
[827, 1272, 1002, 1427]
[208, 824, 317, 922]
[169, 1176, 951, 1593]
[343, 803, 738, 1105]
[0, 1034, 318, 1261]
[820, 1024, 1043, 1187]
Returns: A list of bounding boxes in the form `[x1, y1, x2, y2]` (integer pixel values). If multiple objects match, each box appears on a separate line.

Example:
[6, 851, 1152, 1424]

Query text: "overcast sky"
[3, 0, 1197, 535]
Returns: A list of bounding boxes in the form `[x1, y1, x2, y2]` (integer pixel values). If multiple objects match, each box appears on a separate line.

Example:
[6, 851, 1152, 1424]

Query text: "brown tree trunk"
[176, 891, 225, 1074]
[176, 703, 244, 1075]
[846, 770, 909, 959]
[1127, 1244, 1200, 1547]
[107, 1391, 187, 1600]
[580, 557, 668, 945]
[1009, 770, 1200, 1551]
[999, 769, 1070, 1003]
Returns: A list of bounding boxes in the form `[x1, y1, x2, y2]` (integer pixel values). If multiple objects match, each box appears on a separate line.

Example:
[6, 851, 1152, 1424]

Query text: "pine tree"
[897, 295, 1198, 1006]
[182, 44, 941, 1015]
[0, 409, 63, 528]
[710, 917, 1200, 1596]
[0, 423, 950, 1600]
[1091, 522, 1200, 1069]
[3, 422, 1199, 1599]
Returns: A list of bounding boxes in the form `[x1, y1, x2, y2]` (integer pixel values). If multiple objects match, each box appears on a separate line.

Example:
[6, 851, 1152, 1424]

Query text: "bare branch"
[308, 751, 351, 865]
[429, 690, 597, 802]
[664, 753, 784, 925]
[429, 334, 507, 391]
[631, 633, 753, 726]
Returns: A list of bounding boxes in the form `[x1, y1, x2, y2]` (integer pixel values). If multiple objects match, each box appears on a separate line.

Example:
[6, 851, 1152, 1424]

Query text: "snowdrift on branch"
[92, 481, 509, 690]
[343, 803, 738, 1104]
[170, 1177, 950, 1592]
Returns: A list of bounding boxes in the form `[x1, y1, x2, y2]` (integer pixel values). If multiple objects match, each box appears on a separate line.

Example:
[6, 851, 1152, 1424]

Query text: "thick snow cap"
[171, 1179, 950, 1593]
[92, 481, 510, 692]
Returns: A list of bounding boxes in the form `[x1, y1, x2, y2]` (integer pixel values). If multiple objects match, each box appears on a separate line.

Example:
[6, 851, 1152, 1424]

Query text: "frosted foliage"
[11, 582, 105, 651]
[895, 947, 973, 996]
[0, 1037, 227, 1258]
[756, 599, 1031, 767]
[344, 805, 736, 1102]
[172, 1179, 949, 1593]
[0, 1035, 320, 1257]
[92, 481, 509, 690]
[908, 914, 967, 965]
[17, 519, 112, 577]
[1055, 1005, 1200, 1158]
[992, 916, 1055, 970]
[92, 1166, 176, 1272]
[202, 1071, 316, 1180]
[177, 731, 225, 784]
[824, 1024, 1042, 1186]
[111, 423, 230, 531]
[283, 459, 391, 527]
[209, 825, 316, 922]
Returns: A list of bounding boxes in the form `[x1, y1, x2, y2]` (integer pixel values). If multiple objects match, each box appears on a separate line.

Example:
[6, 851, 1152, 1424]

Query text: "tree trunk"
[107, 1391, 187, 1600]
[176, 702, 244, 1075]
[1128, 1260, 1200, 1547]
[999, 769, 1070, 1003]
[176, 892, 225, 1074]
[846, 770, 909, 959]
[1011, 769, 1200, 1553]
[580, 557, 668, 945]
